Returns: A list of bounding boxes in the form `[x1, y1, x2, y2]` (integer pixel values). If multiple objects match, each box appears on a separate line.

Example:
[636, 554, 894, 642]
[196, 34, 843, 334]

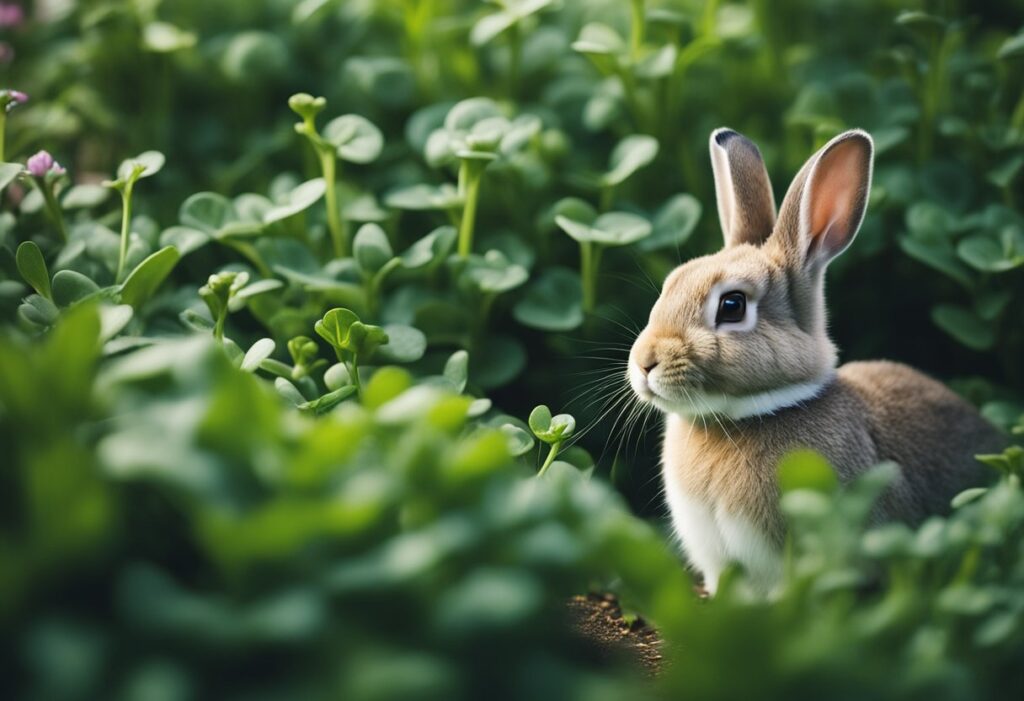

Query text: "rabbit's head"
[629, 128, 874, 419]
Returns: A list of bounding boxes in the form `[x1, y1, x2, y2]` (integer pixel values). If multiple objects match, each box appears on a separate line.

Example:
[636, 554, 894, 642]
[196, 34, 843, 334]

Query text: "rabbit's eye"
[716, 291, 747, 324]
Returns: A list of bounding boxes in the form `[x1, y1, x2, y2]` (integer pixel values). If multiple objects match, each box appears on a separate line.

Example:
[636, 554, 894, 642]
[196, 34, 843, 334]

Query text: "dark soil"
[567, 592, 663, 674]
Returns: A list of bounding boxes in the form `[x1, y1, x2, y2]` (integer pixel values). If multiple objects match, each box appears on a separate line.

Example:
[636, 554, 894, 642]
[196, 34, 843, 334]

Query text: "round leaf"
[353, 223, 394, 275]
[263, 178, 327, 224]
[638, 194, 702, 252]
[241, 338, 276, 372]
[513, 267, 583, 331]
[180, 193, 237, 235]
[374, 324, 427, 363]
[323, 115, 384, 164]
[385, 184, 463, 211]
[52, 269, 101, 306]
[16, 241, 52, 300]
[602, 135, 659, 187]
[119, 246, 181, 309]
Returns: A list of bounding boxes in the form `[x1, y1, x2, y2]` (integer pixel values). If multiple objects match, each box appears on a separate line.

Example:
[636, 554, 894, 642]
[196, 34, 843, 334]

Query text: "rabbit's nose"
[638, 359, 659, 376]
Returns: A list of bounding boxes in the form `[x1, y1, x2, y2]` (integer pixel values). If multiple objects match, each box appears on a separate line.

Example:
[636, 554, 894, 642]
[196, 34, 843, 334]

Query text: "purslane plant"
[529, 404, 576, 476]
[314, 307, 388, 395]
[289, 93, 383, 259]
[103, 151, 165, 281]
[23, 150, 68, 242]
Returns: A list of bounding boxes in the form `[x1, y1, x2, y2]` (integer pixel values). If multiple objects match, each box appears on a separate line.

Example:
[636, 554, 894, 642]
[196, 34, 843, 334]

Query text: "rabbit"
[627, 128, 1005, 596]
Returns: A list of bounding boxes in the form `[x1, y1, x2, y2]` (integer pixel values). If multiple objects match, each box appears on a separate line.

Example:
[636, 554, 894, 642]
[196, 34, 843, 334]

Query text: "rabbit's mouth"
[640, 374, 834, 420]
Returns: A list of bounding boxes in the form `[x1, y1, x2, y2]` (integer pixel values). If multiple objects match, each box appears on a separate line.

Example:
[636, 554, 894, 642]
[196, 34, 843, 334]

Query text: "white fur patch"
[661, 466, 781, 595]
[652, 378, 830, 420]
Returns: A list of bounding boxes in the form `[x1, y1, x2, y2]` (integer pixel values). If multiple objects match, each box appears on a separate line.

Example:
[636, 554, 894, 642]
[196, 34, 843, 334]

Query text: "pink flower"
[0, 3, 24, 29]
[27, 150, 64, 178]
[1, 87, 27, 112]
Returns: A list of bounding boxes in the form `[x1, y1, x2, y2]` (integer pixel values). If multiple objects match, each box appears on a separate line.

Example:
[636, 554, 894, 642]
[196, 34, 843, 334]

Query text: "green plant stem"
[213, 310, 227, 342]
[580, 242, 602, 313]
[36, 179, 68, 244]
[458, 162, 483, 258]
[599, 185, 614, 212]
[538, 440, 562, 476]
[349, 356, 361, 394]
[0, 111, 6, 162]
[367, 258, 402, 316]
[629, 0, 645, 61]
[115, 181, 135, 281]
[320, 150, 348, 259]
[507, 22, 522, 97]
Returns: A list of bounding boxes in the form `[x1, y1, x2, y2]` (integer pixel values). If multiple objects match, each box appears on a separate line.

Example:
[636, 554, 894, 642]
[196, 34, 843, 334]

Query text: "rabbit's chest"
[660, 415, 785, 591]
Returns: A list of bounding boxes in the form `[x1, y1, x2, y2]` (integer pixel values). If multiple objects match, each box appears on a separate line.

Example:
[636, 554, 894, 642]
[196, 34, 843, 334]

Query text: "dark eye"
[716, 291, 747, 325]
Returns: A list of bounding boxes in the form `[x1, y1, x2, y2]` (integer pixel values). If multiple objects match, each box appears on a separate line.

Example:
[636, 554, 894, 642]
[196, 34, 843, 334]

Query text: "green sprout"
[289, 93, 383, 259]
[314, 307, 388, 394]
[199, 271, 249, 342]
[103, 151, 165, 281]
[529, 404, 576, 476]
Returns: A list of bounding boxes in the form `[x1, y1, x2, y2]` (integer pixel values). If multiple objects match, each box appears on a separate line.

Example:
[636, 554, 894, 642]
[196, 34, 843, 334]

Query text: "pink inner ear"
[808, 139, 869, 257]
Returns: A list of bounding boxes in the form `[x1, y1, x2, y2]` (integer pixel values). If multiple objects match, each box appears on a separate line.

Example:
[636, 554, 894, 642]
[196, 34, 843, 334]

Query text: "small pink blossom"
[0, 3, 23, 29]
[27, 150, 64, 178]
[1, 87, 27, 111]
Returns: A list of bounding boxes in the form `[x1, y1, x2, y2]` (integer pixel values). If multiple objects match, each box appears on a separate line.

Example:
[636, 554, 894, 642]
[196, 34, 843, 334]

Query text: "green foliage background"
[2, 0, 1024, 699]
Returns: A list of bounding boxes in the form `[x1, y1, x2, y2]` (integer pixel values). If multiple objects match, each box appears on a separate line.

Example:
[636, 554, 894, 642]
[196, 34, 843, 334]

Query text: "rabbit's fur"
[628, 128, 1005, 595]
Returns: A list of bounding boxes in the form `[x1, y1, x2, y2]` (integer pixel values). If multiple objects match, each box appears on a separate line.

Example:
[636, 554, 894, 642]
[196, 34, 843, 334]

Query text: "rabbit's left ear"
[776, 130, 874, 267]
[709, 128, 777, 248]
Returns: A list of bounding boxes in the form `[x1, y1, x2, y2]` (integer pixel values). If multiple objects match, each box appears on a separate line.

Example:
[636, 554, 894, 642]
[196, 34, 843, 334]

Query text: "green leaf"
[241, 338, 276, 372]
[529, 405, 576, 443]
[119, 246, 181, 309]
[16, 241, 52, 300]
[315, 307, 389, 358]
[513, 267, 583, 331]
[385, 183, 463, 211]
[263, 179, 327, 224]
[180, 193, 237, 235]
[461, 251, 529, 294]
[951, 487, 987, 509]
[501, 424, 536, 457]
[572, 22, 626, 56]
[988, 154, 1024, 188]
[160, 226, 211, 256]
[0, 162, 25, 192]
[52, 269, 101, 306]
[374, 324, 426, 363]
[638, 194, 702, 252]
[401, 226, 457, 270]
[443, 350, 469, 393]
[931, 304, 996, 351]
[957, 236, 1024, 273]
[143, 21, 198, 52]
[556, 211, 651, 246]
[602, 135, 659, 187]
[997, 31, 1024, 60]
[472, 335, 526, 389]
[61, 184, 111, 209]
[323, 115, 384, 164]
[353, 223, 394, 274]
[117, 151, 165, 181]
[899, 237, 974, 288]
[324, 363, 352, 390]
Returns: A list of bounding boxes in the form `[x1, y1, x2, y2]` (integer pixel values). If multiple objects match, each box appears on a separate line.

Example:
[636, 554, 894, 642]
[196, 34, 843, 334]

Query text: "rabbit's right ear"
[709, 128, 777, 248]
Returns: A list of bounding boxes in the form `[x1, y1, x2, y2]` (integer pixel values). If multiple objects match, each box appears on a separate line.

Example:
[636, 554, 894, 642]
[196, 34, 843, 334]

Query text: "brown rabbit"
[628, 128, 1005, 595]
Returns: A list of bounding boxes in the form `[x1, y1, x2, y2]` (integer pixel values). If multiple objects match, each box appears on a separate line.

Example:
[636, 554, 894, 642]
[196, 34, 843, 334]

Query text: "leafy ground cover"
[2, 1, 1024, 699]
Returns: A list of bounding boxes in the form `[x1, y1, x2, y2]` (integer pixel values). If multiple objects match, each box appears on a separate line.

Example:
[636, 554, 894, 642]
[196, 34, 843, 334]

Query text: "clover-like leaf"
[401, 226, 458, 270]
[638, 193, 702, 252]
[16, 241, 52, 300]
[315, 307, 389, 358]
[528, 405, 576, 443]
[353, 223, 394, 275]
[119, 246, 180, 309]
[957, 236, 1024, 273]
[385, 183, 463, 212]
[116, 151, 165, 182]
[602, 135, 659, 187]
[288, 92, 327, 122]
[241, 338, 276, 372]
[374, 324, 427, 363]
[462, 250, 529, 293]
[501, 424, 536, 457]
[513, 267, 583, 331]
[931, 304, 996, 351]
[263, 178, 327, 224]
[443, 350, 469, 393]
[323, 115, 384, 164]
[180, 192, 238, 235]
[555, 210, 651, 246]
[52, 269, 101, 307]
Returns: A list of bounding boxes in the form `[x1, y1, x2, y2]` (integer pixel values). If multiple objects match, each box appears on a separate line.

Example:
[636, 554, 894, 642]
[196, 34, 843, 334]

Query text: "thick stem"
[458, 163, 482, 258]
[629, 0, 645, 61]
[580, 241, 599, 313]
[0, 111, 6, 162]
[213, 309, 227, 342]
[538, 440, 562, 477]
[321, 151, 348, 259]
[116, 182, 135, 281]
[507, 22, 522, 97]
[349, 355, 361, 395]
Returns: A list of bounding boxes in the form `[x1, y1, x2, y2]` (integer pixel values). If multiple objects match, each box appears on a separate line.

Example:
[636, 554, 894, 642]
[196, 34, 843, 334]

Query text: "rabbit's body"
[629, 128, 1004, 595]
[662, 361, 1001, 593]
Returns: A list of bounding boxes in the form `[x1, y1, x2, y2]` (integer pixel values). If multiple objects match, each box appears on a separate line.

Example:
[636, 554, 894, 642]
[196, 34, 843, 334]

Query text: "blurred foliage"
[2, 0, 1024, 698]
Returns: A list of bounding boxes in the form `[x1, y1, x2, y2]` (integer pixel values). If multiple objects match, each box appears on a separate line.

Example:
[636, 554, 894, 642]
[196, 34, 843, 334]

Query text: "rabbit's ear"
[709, 128, 777, 248]
[775, 130, 873, 267]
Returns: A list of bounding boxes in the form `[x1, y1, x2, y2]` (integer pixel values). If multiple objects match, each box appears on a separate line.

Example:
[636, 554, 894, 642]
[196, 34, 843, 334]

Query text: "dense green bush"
[2, 0, 1024, 699]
